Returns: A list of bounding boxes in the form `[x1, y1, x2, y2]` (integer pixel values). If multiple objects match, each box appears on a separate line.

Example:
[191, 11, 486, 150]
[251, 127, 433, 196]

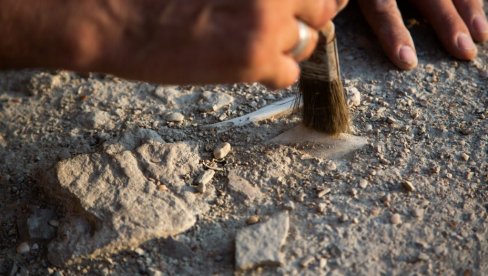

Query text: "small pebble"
[317, 188, 331, 198]
[413, 208, 424, 219]
[166, 112, 185, 122]
[327, 162, 337, 171]
[402, 180, 415, 192]
[371, 208, 381, 216]
[196, 170, 215, 193]
[317, 203, 327, 214]
[319, 258, 327, 269]
[418, 252, 430, 261]
[17, 242, 30, 254]
[246, 215, 260, 225]
[134, 248, 145, 256]
[461, 153, 470, 161]
[347, 87, 361, 107]
[300, 256, 315, 267]
[284, 201, 295, 210]
[391, 213, 402, 225]
[213, 142, 231, 159]
[48, 220, 60, 227]
[359, 179, 369, 189]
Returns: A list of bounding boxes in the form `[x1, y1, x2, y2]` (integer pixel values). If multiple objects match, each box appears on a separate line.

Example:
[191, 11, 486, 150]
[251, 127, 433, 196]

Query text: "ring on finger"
[290, 20, 312, 59]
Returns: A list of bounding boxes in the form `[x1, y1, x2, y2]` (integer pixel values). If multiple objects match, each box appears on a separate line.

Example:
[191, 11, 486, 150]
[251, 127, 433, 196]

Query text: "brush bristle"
[299, 77, 350, 134]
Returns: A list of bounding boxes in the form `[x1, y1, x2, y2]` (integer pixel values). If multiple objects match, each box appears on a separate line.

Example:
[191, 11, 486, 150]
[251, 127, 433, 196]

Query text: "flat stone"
[270, 125, 368, 160]
[199, 91, 235, 112]
[41, 129, 211, 265]
[235, 212, 289, 270]
[227, 170, 263, 202]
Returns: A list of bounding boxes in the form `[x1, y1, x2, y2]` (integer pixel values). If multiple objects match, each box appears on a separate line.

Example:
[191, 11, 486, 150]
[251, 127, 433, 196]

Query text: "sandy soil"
[1, 5, 487, 276]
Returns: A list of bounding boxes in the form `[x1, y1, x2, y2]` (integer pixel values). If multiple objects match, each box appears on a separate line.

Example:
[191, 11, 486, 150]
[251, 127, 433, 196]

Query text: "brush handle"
[299, 22, 340, 82]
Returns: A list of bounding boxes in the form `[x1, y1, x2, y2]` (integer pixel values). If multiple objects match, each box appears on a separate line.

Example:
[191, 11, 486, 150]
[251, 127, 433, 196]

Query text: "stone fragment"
[236, 212, 289, 270]
[227, 170, 263, 202]
[246, 215, 260, 225]
[347, 87, 361, 107]
[213, 142, 231, 159]
[413, 208, 424, 219]
[461, 153, 470, 161]
[17, 242, 30, 254]
[391, 213, 402, 225]
[41, 132, 209, 266]
[300, 256, 315, 267]
[317, 188, 331, 198]
[200, 91, 235, 112]
[166, 112, 185, 122]
[196, 170, 215, 193]
[359, 179, 369, 189]
[402, 180, 415, 192]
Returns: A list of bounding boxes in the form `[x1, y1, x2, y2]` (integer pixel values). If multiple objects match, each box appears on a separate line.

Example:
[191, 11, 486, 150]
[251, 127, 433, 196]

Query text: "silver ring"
[290, 20, 311, 59]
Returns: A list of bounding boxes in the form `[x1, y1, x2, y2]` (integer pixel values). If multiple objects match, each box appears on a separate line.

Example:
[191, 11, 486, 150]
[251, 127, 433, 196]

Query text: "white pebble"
[402, 180, 415, 192]
[17, 242, 30, 254]
[213, 142, 231, 159]
[347, 87, 361, 107]
[391, 213, 402, 225]
[359, 179, 369, 189]
[166, 112, 185, 122]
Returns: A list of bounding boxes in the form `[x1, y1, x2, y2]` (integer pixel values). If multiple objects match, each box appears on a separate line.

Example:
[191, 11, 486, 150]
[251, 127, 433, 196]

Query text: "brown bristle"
[299, 77, 350, 134]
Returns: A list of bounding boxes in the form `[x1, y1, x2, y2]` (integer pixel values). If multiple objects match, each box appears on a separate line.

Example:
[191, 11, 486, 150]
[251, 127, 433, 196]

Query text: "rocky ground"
[1, 5, 487, 276]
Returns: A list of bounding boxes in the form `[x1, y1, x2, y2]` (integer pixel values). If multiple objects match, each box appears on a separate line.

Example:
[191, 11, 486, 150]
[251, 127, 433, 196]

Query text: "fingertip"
[397, 45, 418, 70]
[471, 15, 488, 42]
[455, 33, 478, 60]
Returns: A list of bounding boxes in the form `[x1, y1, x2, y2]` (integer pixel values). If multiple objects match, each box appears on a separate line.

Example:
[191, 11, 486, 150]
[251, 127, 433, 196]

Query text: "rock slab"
[235, 212, 289, 270]
[42, 128, 211, 265]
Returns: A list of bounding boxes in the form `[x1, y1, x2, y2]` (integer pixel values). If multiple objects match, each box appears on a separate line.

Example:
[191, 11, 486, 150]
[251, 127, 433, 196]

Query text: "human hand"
[0, 0, 349, 89]
[358, 0, 488, 70]
[103, 0, 350, 89]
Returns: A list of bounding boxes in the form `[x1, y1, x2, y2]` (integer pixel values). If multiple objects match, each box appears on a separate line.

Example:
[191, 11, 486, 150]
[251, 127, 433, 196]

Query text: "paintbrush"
[298, 22, 349, 134]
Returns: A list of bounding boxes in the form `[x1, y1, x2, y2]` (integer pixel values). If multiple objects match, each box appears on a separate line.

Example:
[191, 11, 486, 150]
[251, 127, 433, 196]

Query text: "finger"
[411, 0, 477, 60]
[358, 0, 418, 69]
[453, 0, 488, 42]
[295, 0, 349, 29]
[261, 56, 300, 90]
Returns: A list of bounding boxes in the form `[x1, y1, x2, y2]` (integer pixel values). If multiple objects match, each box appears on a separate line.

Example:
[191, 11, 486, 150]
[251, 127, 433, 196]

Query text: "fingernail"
[472, 15, 488, 36]
[456, 33, 476, 50]
[398, 45, 417, 66]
